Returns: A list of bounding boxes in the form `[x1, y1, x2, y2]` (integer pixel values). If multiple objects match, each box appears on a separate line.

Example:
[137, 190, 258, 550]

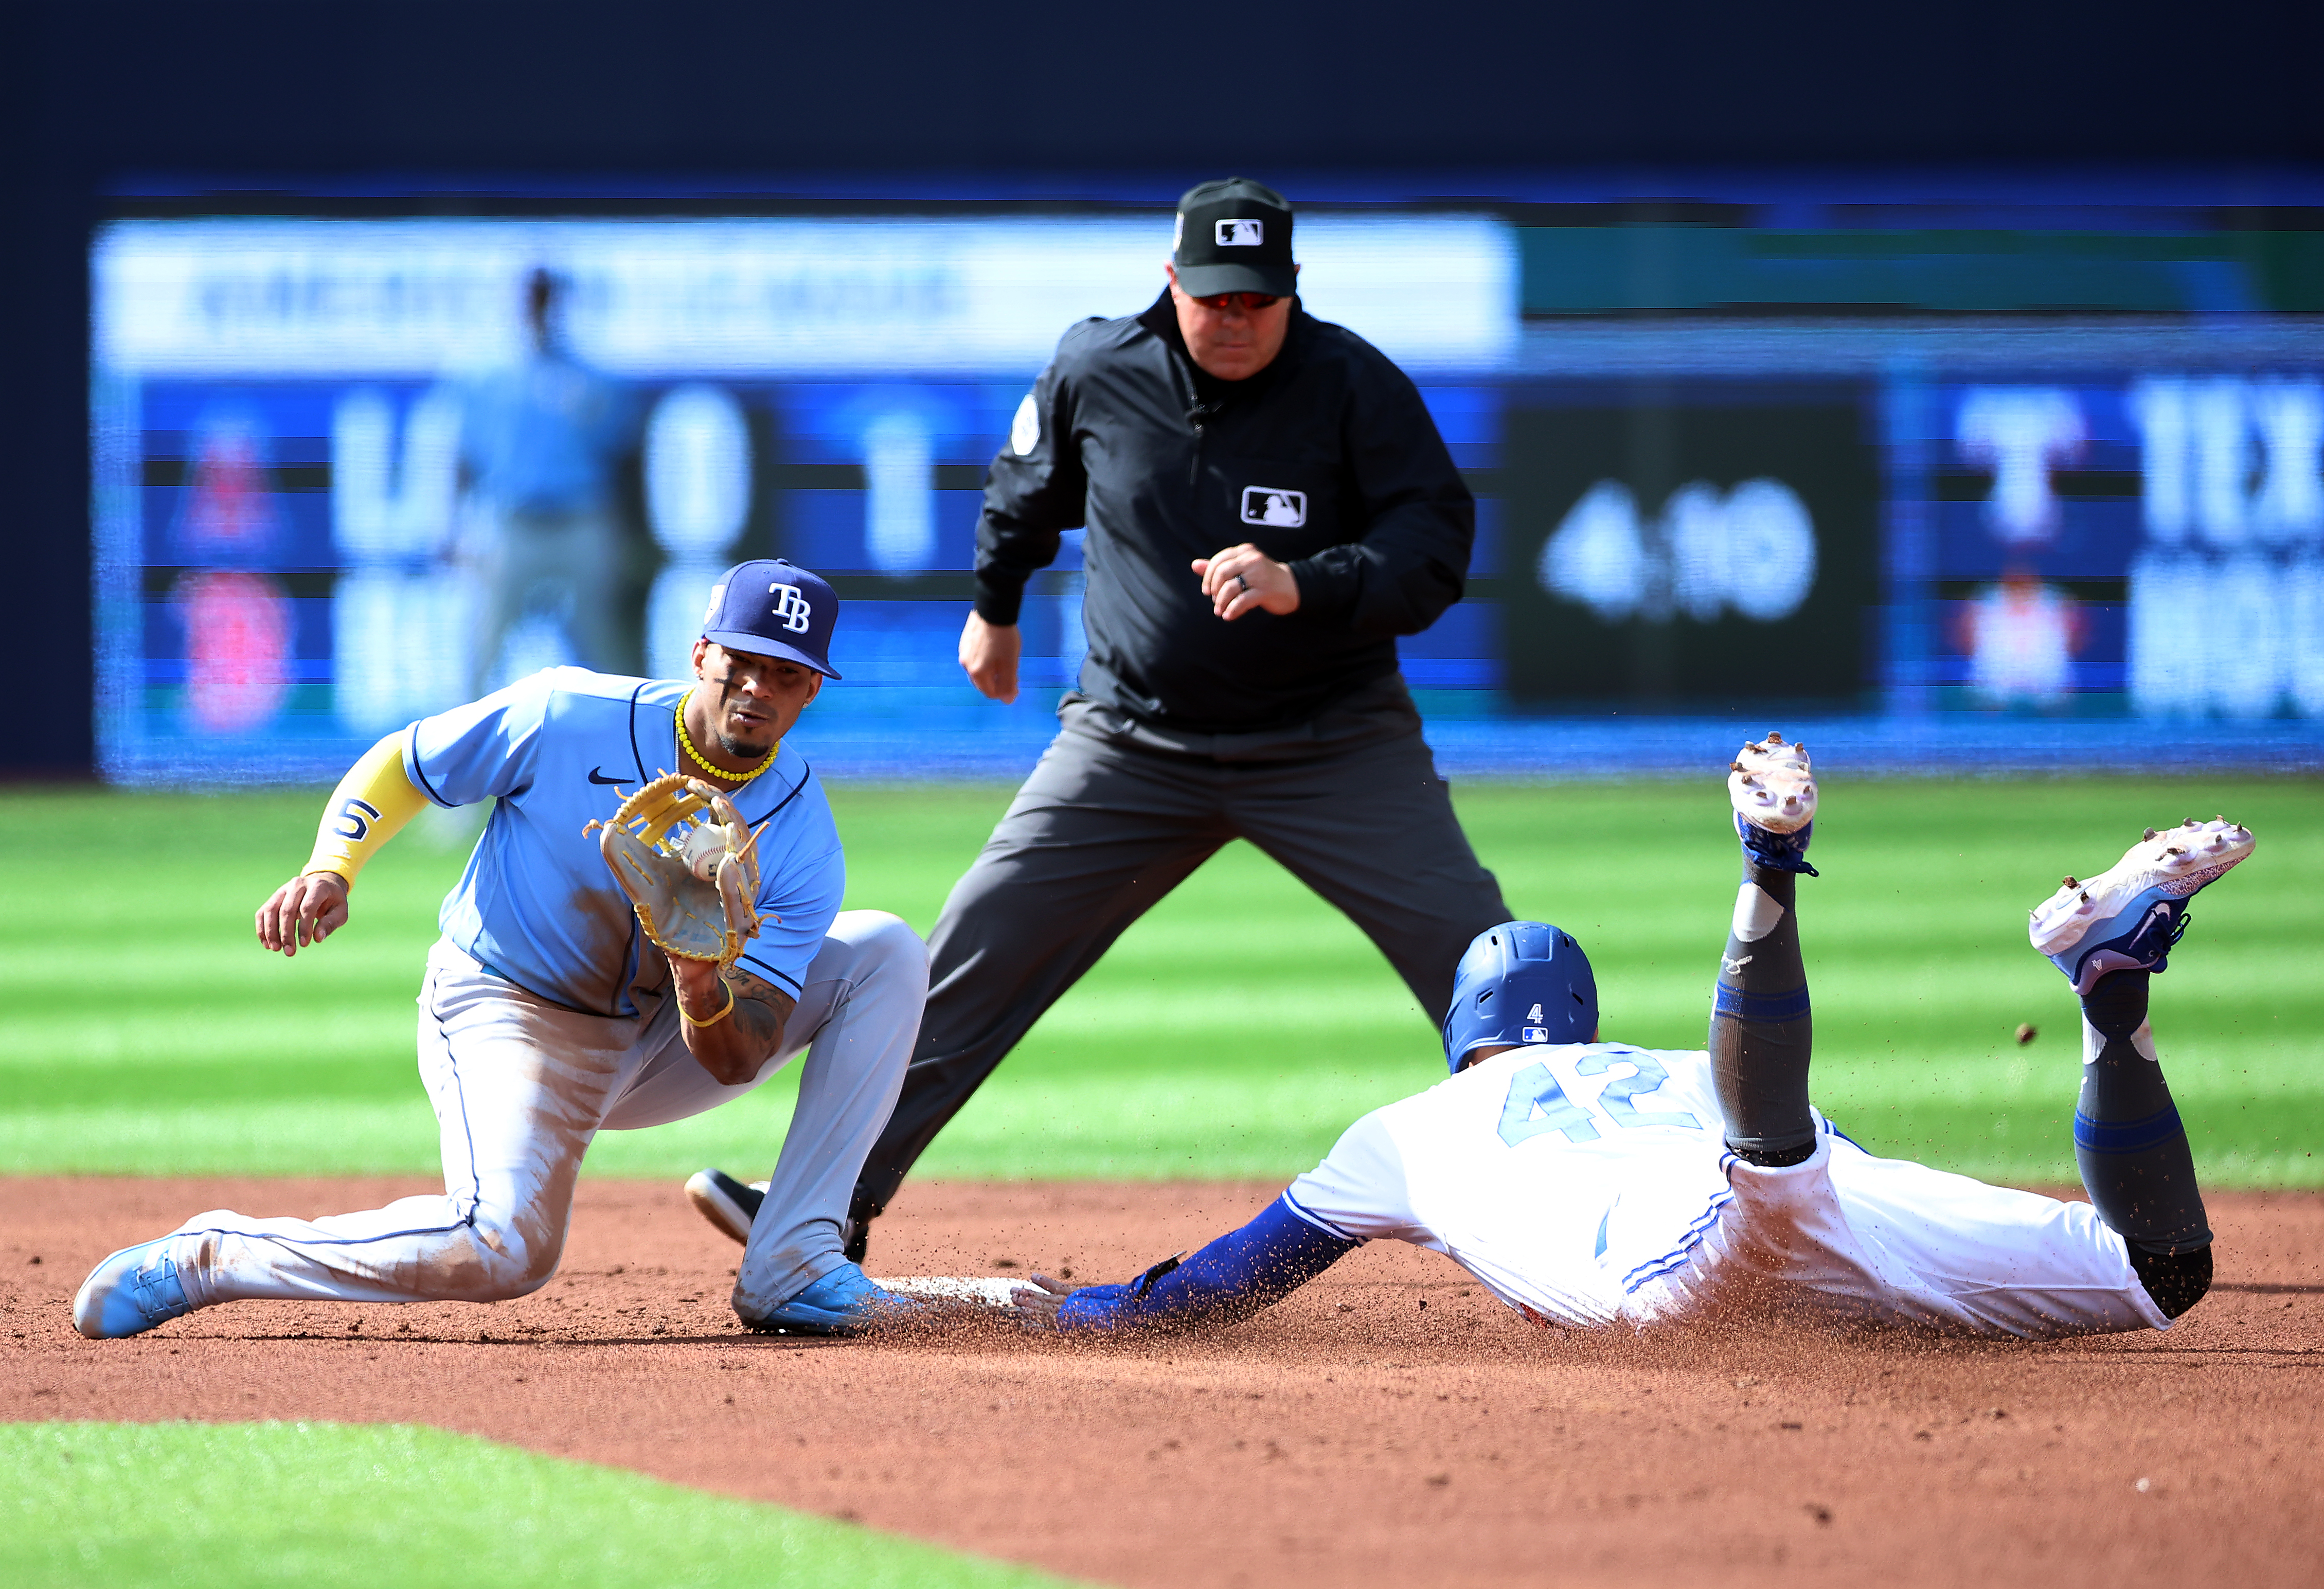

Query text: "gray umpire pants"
[850, 673, 1510, 1220]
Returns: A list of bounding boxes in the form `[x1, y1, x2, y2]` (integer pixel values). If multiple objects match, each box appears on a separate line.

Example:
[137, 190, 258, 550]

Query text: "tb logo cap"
[699, 559, 844, 679]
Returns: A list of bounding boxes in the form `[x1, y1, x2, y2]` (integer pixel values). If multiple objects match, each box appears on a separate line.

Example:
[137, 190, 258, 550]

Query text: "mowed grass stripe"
[0, 777, 2315, 1184]
[0, 1422, 1078, 1589]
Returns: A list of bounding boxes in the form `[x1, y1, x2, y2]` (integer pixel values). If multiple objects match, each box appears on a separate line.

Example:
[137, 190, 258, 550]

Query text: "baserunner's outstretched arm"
[2031, 818, 2254, 1317]
[1712, 735, 1820, 1166]
[1011, 1197, 1360, 1331]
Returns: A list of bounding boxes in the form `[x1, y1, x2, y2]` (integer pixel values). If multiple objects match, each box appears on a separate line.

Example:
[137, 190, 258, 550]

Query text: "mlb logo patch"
[1240, 486, 1307, 528]
[1520, 1026, 1551, 1043]
[1215, 219, 1264, 247]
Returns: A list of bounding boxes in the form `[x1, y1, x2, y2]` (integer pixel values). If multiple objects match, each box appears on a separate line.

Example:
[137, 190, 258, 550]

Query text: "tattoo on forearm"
[678, 965, 793, 1084]
[723, 969, 792, 1059]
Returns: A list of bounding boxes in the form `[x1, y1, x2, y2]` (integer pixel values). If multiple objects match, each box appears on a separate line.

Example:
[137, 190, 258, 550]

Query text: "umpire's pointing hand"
[1194, 545, 1300, 621]
[256, 871, 350, 958]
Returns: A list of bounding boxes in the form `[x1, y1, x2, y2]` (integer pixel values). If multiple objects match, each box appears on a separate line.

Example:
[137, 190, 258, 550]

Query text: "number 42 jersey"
[1280, 1042, 2168, 1340]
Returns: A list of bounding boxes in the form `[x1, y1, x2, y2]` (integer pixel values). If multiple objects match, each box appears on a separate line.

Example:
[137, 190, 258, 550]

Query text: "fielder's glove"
[587, 773, 765, 971]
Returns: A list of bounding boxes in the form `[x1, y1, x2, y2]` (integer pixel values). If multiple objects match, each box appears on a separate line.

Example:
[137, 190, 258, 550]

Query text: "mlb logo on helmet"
[1521, 1026, 1550, 1043]
[698, 559, 844, 680]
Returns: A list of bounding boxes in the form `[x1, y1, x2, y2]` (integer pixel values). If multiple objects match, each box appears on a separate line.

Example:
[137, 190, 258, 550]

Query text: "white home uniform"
[161, 667, 925, 1320]
[1283, 1041, 2167, 1338]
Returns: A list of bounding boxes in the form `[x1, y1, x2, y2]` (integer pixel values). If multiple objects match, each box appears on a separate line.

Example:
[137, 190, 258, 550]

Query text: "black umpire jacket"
[972, 291, 1474, 735]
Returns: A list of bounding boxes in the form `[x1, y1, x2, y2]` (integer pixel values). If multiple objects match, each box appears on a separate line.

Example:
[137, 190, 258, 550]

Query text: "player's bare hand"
[1192, 545, 1299, 620]
[958, 613, 1022, 704]
[1005, 1272, 1074, 1329]
[256, 871, 350, 957]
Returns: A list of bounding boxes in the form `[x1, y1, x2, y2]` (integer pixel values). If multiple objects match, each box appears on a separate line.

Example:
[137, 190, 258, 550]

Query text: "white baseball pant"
[167, 910, 926, 1319]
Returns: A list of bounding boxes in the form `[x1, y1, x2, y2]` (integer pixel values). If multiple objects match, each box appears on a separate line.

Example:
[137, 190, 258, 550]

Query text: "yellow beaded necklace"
[675, 689, 776, 783]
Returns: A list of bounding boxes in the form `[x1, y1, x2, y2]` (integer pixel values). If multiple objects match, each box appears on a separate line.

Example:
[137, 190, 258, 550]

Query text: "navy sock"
[1711, 861, 1816, 1165]
[2074, 971, 2212, 1291]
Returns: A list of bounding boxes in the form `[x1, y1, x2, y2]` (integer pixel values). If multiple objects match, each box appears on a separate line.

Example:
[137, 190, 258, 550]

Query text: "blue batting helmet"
[1441, 921, 1598, 1075]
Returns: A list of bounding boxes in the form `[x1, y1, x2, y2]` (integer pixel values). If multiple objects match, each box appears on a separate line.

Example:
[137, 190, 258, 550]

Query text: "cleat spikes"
[2062, 875, 2078, 889]
[1767, 731, 1785, 744]
[2030, 819, 2254, 993]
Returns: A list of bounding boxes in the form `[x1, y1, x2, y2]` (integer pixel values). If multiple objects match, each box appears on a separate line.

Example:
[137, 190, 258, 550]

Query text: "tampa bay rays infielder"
[1009, 736, 2250, 1338]
[75, 559, 931, 1339]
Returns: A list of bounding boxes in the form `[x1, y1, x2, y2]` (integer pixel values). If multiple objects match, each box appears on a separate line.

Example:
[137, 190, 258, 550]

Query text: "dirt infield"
[6, 1177, 2323, 1587]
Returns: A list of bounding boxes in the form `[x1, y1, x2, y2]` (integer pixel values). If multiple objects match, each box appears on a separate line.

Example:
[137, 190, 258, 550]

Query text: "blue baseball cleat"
[2029, 817, 2254, 995]
[73, 1238, 195, 1341]
[739, 1261, 922, 1337]
[1728, 733, 1818, 876]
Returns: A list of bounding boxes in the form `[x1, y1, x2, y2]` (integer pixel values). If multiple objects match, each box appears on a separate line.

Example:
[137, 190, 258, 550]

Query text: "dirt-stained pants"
[170, 912, 926, 1319]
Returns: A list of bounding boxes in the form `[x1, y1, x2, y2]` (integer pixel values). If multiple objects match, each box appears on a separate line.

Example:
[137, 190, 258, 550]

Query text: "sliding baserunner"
[1009, 737, 2249, 1338]
[75, 561, 929, 1341]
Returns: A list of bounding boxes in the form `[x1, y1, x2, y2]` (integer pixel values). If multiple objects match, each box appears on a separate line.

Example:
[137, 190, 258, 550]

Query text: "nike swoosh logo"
[587, 767, 633, 786]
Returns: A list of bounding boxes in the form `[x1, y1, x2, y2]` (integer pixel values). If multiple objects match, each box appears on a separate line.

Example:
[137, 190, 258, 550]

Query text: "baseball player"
[1008, 736, 2248, 1338]
[74, 560, 930, 1340]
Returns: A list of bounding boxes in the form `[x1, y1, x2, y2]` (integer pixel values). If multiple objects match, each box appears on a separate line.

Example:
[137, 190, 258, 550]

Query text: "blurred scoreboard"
[1928, 378, 2323, 717]
[91, 211, 2324, 783]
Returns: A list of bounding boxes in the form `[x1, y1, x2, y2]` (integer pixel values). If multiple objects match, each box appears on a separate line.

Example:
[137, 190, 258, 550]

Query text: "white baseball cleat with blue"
[1728, 732, 1818, 875]
[2029, 817, 2255, 995]
[739, 1261, 923, 1337]
[73, 1238, 197, 1340]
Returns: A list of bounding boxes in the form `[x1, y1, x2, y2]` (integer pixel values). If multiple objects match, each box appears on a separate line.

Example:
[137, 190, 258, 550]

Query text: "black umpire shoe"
[684, 1168, 763, 1245]
[683, 1167, 871, 1263]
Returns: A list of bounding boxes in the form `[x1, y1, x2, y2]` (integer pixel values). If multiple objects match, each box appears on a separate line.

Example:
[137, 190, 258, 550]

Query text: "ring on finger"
[1230, 574, 1247, 596]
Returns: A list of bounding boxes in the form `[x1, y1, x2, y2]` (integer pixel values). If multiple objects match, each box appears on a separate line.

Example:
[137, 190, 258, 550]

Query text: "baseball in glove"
[587, 774, 766, 971]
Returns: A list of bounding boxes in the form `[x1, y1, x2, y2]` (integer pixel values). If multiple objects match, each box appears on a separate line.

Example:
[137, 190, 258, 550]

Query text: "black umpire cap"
[1172, 177, 1297, 298]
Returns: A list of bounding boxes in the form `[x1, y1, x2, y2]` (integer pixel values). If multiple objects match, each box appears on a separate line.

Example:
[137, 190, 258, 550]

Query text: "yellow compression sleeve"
[301, 732, 430, 886]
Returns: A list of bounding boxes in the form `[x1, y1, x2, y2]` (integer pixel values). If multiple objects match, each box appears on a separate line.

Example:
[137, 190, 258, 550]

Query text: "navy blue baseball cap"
[700, 560, 843, 680]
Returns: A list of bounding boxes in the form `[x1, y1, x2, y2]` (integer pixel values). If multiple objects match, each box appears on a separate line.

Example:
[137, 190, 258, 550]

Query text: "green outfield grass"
[0, 777, 2316, 1186]
[0, 1422, 1074, 1588]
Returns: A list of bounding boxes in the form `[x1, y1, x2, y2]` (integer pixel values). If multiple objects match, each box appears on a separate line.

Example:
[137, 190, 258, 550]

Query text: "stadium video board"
[1928, 378, 2323, 719]
[90, 210, 2324, 784]
[92, 214, 1516, 782]
[1497, 386, 1882, 709]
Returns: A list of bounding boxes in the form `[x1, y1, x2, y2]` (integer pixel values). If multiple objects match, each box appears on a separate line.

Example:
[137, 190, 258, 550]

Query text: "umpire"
[851, 177, 1511, 1255]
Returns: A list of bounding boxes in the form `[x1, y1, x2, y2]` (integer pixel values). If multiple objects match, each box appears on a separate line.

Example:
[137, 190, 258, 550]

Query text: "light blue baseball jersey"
[402, 667, 845, 1017]
[458, 352, 637, 518]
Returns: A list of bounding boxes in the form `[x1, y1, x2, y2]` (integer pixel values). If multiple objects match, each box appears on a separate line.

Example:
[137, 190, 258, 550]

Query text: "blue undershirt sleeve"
[1054, 1195, 1362, 1333]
